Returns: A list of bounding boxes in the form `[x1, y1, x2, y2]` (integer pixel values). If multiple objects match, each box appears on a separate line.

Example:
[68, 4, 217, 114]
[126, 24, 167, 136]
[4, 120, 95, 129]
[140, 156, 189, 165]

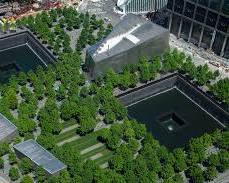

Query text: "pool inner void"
[157, 112, 186, 133]
[0, 31, 55, 83]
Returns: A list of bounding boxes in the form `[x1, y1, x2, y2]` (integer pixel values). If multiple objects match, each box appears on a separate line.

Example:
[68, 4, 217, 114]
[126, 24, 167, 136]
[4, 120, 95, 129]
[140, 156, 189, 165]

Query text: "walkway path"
[0, 175, 10, 183]
[100, 162, 109, 169]
[89, 153, 103, 160]
[57, 135, 80, 146]
[80, 142, 104, 155]
[60, 124, 79, 134]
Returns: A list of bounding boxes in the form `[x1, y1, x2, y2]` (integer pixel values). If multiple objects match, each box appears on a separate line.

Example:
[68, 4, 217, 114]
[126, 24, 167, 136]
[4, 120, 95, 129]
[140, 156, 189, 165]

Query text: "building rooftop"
[14, 140, 66, 175]
[87, 14, 169, 62]
[0, 113, 17, 142]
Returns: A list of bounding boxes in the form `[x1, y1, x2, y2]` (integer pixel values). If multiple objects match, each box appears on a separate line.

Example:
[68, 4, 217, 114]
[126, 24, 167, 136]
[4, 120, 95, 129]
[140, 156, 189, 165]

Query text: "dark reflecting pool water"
[0, 45, 45, 83]
[128, 88, 223, 149]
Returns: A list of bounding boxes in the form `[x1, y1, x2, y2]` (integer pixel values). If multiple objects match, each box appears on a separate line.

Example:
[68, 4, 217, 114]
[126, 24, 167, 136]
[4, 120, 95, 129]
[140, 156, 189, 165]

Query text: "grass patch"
[94, 151, 114, 165]
[74, 138, 99, 151]
[82, 145, 106, 159]
[56, 128, 76, 142]
[68, 130, 101, 147]
[62, 120, 77, 128]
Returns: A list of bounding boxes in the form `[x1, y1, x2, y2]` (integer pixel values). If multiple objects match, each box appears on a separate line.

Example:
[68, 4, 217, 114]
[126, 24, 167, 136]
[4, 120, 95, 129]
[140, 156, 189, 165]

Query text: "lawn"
[82, 145, 107, 159]
[65, 130, 114, 165]
[94, 150, 114, 166]
[56, 128, 77, 142]
[62, 120, 77, 128]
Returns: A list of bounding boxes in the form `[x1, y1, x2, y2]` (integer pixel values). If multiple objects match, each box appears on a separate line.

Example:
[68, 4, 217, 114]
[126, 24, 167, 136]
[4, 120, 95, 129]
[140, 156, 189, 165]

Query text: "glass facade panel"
[184, 2, 195, 18]
[174, 0, 184, 13]
[118, 0, 168, 14]
[171, 15, 181, 35]
[224, 39, 229, 58]
[217, 16, 229, 33]
[191, 23, 202, 45]
[198, 0, 208, 7]
[195, 6, 206, 23]
[222, 0, 229, 15]
[163, 0, 229, 58]
[209, 0, 221, 11]
[180, 19, 191, 41]
[201, 28, 213, 49]
[206, 11, 218, 27]
[167, 0, 173, 9]
[212, 33, 225, 54]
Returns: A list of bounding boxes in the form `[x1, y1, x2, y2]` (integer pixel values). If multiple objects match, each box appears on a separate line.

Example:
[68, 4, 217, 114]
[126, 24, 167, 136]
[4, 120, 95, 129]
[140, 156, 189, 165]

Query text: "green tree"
[106, 135, 121, 150]
[9, 167, 20, 181]
[80, 86, 89, 98]
[104, 69, 119, 87]
[104, 112, 116, 124]
[173, 148, 187, 172]
[16, 116, 36, 136]
[35, 166, 46, 183]
[181, 56, 196, 78]
[187, 165, 204, 183]
[173, 173, 184, 183]
[218, 131, 229, 150]
[160, 164, 175, 179]
[0, 143, 9, 156]
[0, 157, 4, 169]
[8, 151, 17, 165]
[204, 166, 218, 181]
[217, 150, 229, 172]
[37, 134, 56, 150]
[207, 154, 220, 167]
[18, 72, 27, 85]
[124, 127, 135, 141]
[21, 175, 33, 183]
[109, 155, 124, 172]
[211, 78, 229, 104]
[19, 158, 33, 174]
[138, 57, 151, 82]
[3, 87, 18, 109]
[131, 120, 146, 140]
[127, 138, 139, 153]
[77, 117, 97, 135]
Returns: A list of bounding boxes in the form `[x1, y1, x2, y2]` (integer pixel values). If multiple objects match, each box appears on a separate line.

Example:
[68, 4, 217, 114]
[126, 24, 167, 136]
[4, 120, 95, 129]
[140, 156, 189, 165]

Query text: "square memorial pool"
[127, 88, 223, 149]
[0, 31, 55, 83]
[0, 45, 46, 83]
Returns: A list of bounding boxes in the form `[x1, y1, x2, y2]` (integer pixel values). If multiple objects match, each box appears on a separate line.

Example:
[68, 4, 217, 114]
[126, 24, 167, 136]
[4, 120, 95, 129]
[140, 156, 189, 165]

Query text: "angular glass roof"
[14, 140, 66, 174]
[0, 113, 17, 142]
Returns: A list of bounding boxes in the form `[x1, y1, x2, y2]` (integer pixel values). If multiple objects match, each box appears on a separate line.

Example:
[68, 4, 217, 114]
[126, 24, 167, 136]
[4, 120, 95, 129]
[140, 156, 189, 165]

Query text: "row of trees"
[98, 124, 228, 183]
[16, 7, 112, 55]
[98, 120, 146, 150]
[102, 49, 228, 105]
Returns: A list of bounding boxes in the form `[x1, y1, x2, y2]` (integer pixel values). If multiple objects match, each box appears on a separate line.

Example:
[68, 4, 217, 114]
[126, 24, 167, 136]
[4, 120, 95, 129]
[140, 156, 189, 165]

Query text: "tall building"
[166, 0, 229, 59]
[117, 0, 168, 14]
